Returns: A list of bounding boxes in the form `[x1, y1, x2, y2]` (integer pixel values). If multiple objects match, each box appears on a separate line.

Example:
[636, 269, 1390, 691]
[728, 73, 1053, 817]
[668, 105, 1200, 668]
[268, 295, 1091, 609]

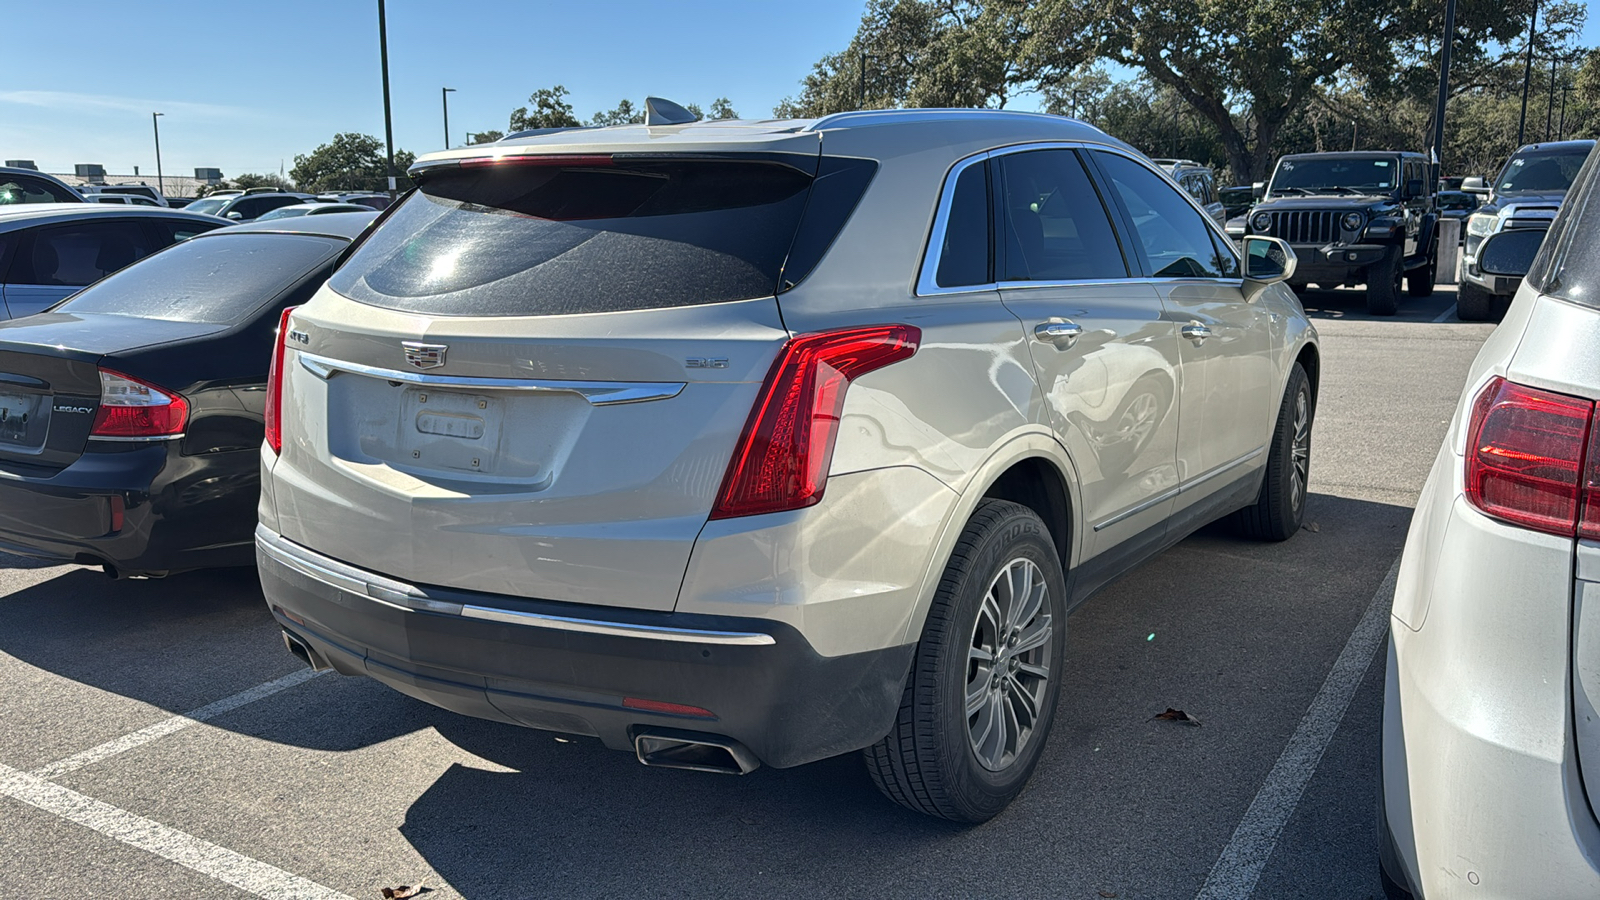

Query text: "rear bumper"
[256, 526, 915, 768]
[0, 443, 257, 573]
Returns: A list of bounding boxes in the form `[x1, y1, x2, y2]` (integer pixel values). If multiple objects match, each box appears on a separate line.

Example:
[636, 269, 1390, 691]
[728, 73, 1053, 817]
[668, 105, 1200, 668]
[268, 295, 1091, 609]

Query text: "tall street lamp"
[1518, 2, 1538, 145]
[377, 0, 397, 198]
[1429, 0, 1456, 186]
[442, 87, 456, 149]
[151, 112, 165, 196]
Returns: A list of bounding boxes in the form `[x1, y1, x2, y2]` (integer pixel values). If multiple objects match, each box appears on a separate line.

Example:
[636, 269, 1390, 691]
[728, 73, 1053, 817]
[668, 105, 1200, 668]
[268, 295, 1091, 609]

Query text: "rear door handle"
[1034, 320, 1083, 348]
[1181, 323, 1212, 343]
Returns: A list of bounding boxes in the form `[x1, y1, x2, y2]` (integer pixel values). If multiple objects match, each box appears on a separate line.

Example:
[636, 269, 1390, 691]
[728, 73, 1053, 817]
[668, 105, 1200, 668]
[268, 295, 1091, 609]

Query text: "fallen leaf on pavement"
[1151, 707, 1202, 726]
[380, 885, 426, 899]
[1099, 891, 1119, 898]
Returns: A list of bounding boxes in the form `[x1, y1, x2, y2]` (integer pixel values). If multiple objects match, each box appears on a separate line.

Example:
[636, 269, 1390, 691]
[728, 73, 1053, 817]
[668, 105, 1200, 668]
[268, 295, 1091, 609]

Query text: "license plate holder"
[398, 389, 504, 473]
[0, 391, 46, 448]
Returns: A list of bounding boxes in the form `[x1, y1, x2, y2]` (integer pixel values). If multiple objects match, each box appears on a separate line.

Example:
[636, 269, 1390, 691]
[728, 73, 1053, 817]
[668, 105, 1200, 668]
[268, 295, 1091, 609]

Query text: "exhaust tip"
[634, 729, 760, 775]
[281, 631, 332, 672]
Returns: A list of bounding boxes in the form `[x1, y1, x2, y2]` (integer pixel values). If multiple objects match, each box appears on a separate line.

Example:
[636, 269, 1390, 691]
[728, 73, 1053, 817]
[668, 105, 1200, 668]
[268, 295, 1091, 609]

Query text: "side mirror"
[1252, 181, 1266, 200]
[1405, 178, 1425, 199]
[1461, 176, 1489, 196]
[225, 211, 244, 220]
[1243, 236, 1297, 289]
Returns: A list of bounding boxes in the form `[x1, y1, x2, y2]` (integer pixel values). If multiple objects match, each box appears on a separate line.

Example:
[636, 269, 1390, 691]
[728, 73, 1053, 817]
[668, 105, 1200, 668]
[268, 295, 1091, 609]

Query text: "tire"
[1365, 247, 1402, 315]
[1406, 256, 1435, 298]
[1456, 281, 1497, 322]
[1231, 364, 1313, 541]
[865, 499, 1067, 823]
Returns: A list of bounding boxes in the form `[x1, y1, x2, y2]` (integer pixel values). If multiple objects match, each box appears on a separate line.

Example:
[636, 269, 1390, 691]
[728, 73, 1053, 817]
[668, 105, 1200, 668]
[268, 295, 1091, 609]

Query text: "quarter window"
[1093, 151, 1229, 279]
[996, 149, 1127, 281]
[935, 162, 991, 288]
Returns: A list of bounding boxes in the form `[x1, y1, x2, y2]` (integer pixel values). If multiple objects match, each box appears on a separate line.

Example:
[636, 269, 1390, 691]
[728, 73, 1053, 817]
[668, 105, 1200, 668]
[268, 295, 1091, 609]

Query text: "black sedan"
[0, 211, 375, 577]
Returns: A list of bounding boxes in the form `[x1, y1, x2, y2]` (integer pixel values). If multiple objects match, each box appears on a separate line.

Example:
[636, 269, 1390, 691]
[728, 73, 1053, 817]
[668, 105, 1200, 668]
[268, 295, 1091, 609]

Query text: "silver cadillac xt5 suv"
[256, 108, 1320, 821]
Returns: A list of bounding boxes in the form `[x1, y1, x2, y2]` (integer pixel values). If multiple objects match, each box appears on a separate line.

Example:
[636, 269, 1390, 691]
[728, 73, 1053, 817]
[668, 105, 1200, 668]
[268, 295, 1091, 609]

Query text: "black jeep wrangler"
[1246, 151, 1439, 315]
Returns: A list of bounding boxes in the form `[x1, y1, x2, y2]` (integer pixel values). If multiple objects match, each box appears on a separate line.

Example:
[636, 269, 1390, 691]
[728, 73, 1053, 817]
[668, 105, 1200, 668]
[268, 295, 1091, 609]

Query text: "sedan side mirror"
[225, 211, 244, 220]
[1243, 236, 1297, 292]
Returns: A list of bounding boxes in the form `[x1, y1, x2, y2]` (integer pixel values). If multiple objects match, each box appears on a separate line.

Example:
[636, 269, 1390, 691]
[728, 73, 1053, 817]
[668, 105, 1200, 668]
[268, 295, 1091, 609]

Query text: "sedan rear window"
[328, 156, 817, 317]
[54, 233, 344, 324]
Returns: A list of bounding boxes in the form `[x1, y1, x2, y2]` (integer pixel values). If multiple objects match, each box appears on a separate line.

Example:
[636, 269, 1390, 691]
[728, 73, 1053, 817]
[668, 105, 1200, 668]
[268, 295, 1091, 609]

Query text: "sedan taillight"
[1465, 376, 1599, 536]
[90, 369, 188, 439]
[264, 307, 294, 454]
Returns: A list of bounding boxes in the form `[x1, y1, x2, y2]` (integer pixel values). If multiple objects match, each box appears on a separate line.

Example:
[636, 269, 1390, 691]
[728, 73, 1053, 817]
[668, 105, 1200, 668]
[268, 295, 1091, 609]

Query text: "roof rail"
[804, 108, 1077, 133]
[243, 186, 286, 195]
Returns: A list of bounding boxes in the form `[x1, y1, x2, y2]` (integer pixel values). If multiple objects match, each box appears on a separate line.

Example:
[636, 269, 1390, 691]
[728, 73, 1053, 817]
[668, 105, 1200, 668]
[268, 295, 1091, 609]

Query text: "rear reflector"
[265, 307, 295, 454]
[711, 324, 920, 520]
[90, 369, 188, 438]
[623, 697, 716, 719]
[1465, 376, 1593, 536]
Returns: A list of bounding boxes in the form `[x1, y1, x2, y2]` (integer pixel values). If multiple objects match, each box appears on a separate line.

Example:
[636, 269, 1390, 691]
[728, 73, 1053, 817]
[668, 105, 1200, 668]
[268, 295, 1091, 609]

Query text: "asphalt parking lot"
[0, 285, 1492, 900]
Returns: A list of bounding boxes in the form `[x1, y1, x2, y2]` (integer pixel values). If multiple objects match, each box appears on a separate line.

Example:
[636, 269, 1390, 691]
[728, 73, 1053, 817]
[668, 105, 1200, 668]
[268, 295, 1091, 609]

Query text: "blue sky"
[4, 1, 1597, 182]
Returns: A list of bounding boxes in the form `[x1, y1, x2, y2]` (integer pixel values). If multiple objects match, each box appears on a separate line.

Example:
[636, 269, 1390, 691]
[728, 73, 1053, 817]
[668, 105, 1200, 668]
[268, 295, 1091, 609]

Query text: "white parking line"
[1193, 558, 1399, 900]
[1431, 304, 1458, 323]
[34, 667, 328, 780]
[0, 762, 356, 900]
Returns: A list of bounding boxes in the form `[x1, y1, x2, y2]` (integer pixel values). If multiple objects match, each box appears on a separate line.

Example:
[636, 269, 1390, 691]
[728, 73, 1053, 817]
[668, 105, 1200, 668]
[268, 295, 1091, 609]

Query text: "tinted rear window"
[54, 233, 343, 324]
[328, 156, 817, 317]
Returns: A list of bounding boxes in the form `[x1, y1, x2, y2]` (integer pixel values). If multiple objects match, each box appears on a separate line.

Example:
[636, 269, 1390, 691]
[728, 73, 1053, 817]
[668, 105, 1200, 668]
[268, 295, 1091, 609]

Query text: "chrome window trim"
[915, 141, 1241, 298]
[296, 351, 685, 406]
[256, 525, 778, 647]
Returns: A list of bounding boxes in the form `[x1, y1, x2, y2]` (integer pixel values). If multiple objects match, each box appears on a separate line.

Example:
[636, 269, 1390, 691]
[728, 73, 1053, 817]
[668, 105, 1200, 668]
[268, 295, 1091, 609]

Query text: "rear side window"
[1528, 144, 1600, 306]
[0, 175, 78, 205]
[12, 221, 156, 287]
[935, 163, 991, 288]
[54, 233, 344, 324]
[998, 149, 1127, 281]
[330, 156, 818, 317]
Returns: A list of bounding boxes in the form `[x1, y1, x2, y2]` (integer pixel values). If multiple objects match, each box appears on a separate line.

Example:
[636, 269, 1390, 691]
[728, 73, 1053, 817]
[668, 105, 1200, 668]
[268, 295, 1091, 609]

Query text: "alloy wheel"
[966, 558, 1054, 772]
[1290, 388, 1311, 514]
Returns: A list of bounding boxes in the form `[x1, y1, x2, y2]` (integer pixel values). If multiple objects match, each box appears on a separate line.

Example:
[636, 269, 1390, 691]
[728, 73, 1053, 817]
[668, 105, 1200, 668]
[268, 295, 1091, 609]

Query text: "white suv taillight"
[264, 307, 295, 454]
[710, 324, 919, 519]
[90, 369, 188, 439]
[1463, 375, 1600, 537]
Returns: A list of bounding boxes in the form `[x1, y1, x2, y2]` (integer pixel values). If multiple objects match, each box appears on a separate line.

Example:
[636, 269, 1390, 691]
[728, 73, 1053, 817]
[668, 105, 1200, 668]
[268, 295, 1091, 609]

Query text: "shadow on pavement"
[1297, 285, 1457, 324]
[0, 564, 417, 751]
[397, 491, 1412, 899]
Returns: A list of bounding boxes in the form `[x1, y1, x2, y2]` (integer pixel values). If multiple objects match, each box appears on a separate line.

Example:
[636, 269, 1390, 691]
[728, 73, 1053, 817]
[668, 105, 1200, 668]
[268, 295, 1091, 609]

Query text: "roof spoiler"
[645, 97, 698, 126]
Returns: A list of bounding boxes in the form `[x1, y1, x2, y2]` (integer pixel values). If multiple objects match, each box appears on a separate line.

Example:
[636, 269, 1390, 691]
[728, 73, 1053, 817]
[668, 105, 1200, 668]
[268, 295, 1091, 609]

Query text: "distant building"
[3, 160, 37, 170]
[74, 163, 107, 184]
[47, 168, 222, 201]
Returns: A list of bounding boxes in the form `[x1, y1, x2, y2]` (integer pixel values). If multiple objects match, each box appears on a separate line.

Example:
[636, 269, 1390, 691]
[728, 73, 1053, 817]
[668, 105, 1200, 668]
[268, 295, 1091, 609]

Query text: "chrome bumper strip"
[296, 351, 685, 406]
[255, 525, 775, 646]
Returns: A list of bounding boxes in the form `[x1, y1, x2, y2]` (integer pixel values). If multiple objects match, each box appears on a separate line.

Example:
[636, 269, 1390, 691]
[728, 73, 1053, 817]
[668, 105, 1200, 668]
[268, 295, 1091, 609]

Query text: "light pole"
[377, 0, 397, 198]
[1518, 1, 1538, 145]
[1429, 0, 1456, 186]
[151, 112, 165, 196]
[442, 87, 456, 149]
[1546, 55, 1559, 141]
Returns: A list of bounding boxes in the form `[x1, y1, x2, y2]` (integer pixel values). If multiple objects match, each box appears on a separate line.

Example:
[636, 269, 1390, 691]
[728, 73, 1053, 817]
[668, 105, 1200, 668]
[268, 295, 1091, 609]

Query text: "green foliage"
[289, 133, 415, 193]
[589, 99, 644, 126]
[230, 173, 292, 191]
[708, 97, 738, 120]
[509, 86, 580, 132]
[466, 130, 505, 145]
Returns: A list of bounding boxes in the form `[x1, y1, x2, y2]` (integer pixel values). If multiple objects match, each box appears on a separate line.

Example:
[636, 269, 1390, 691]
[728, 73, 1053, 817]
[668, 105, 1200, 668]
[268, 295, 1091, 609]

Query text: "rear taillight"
[264, 307, 294, 454]
[710, 324, 920, 520]
[90, 369, 188, 438]
[1465, 376, 1593, 536]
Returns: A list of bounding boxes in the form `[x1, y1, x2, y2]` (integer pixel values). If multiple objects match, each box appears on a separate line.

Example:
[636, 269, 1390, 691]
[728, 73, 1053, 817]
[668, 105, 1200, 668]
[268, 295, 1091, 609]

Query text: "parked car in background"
[0, 205, 226, 319]
[255, 202, 375, 221]
[315, 192, 391, 210]
[85, 194, 162, 207]
[0, 168, 84, 205]
[78, 184, 169, 207]
[1246, 150, 1438, 315]
[256, 108, 1317, 822]
[1152, 158, 1225, 225]
[183, 188, 316, 222]
[1435, 189, 1479, 238]
[1220, 185, 1254, 219]
[1380, 143, 1600, 900]
[0, 211, 375, 577]
[1458, 139, 1596, 322]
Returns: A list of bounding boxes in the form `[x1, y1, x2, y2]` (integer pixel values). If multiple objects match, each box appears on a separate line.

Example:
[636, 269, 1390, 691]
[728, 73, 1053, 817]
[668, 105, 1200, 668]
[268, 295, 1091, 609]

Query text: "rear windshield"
[328, 156, 817, 317]
[54, 233, 344, 324]
[1497, 147, 1592, 194]
[184, 197, 228, 217]
[1528, 144, 1600, 307]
